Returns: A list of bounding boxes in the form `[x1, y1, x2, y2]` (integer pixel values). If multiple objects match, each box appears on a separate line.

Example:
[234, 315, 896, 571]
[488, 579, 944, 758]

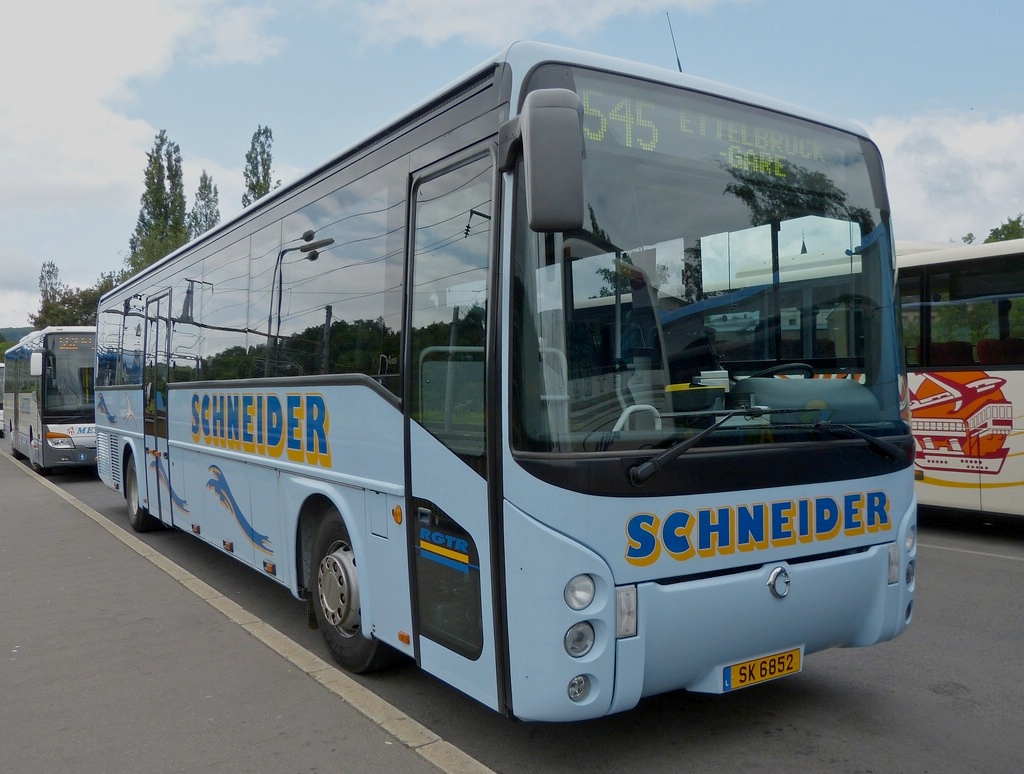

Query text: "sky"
[2, 0, 1023, 329]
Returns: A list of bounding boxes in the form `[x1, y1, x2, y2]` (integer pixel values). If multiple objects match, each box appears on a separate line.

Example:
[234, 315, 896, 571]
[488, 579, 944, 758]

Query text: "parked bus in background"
[4, 326, 97, 472]
[899, 238, 1024, 516]
[0, 362, 5, 437]
[94, 42, 915, 721]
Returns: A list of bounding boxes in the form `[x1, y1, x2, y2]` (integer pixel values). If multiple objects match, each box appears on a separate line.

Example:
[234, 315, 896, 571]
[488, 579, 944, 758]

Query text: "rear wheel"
[312, 512, 396, 673]
[126, 455, 160, 532]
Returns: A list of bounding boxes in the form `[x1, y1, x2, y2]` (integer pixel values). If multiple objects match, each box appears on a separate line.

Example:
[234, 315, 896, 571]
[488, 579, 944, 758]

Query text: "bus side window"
[409, 156, 492, 463]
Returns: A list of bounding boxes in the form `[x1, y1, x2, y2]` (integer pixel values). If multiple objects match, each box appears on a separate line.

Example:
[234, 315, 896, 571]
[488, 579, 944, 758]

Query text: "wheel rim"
[317, 539, 361, 638]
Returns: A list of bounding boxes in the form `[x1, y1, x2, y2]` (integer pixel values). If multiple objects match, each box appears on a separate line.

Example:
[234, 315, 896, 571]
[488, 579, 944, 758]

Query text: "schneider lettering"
[190, 391, 331, 467]
[625, 491, 891, 565]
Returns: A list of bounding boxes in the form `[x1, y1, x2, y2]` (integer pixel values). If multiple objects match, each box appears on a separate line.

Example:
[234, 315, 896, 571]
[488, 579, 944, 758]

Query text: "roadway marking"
[7, 452, 493, 774]
[919, 541, 1024, 563]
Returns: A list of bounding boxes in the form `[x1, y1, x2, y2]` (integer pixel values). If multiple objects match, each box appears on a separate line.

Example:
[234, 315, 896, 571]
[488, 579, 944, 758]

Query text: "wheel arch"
[296, 490, 355, 598]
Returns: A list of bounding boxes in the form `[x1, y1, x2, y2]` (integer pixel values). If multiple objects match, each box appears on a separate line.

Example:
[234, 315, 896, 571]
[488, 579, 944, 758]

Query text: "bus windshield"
[512, 66, 904, 454]
[42, 332, 95, 419]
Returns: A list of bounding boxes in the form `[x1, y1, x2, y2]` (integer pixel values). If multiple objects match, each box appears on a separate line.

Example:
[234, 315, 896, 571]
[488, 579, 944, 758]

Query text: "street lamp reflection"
[265, 232, 336, 374]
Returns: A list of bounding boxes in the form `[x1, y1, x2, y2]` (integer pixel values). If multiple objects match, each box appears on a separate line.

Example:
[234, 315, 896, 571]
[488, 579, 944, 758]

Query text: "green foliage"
[242, 125, 280, 207]
[188, 170, 221, 239]
[30, 261, 123, 327]
[984, 213, 1024, 243]
[127, 131, 189, 274]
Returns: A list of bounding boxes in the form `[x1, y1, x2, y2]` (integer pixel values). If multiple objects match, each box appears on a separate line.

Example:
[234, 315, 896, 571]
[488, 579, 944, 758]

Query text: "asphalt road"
[41, 464, 1024, 773]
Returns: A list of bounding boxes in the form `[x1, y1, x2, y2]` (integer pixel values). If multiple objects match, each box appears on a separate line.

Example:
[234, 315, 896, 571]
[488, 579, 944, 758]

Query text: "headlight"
[567, 675, 591, 702]
[45, 433, 74, 449]
[905, 524, 917, 553]
[564, 621, 595, 657]
[564, 574, 595, 610]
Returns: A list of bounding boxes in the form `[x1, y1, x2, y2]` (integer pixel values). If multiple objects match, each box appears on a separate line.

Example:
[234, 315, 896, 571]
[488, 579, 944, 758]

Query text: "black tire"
[312, 512, 396, 673]
[125, 455, 160, 532]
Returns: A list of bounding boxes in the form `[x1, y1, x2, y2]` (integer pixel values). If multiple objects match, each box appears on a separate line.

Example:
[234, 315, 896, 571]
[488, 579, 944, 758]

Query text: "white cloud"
[0, 0, 286, 327]
[342, 0, 739, 49]
[0, 1, 284, 213]
[188, 4, 287, 66]
[866, 111, 1024, 243]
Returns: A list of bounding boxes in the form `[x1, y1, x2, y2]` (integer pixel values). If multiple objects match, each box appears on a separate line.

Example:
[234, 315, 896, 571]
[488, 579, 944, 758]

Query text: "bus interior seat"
[925, 340, 975, 366]
[977, 337, 1024, 365]
[815, 339, 836, 359]
[669, 326, 721, 383]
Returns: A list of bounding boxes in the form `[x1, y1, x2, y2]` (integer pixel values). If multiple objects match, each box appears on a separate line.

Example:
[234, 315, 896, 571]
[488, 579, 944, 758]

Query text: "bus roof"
[497, 41, 870, 137]
[9, 326, 96, 351]
[897, 238, 1024, 269]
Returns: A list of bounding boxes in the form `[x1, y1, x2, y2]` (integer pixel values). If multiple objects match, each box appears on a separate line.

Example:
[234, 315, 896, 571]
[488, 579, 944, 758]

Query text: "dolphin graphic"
[96, 393, 117, 423]
[148, 456, 190, 514]
[206, 465, 273, 554]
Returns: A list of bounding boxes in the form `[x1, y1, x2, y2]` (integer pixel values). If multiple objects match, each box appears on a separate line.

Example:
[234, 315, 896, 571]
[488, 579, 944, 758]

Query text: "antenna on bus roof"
[666, 12, 682, 73]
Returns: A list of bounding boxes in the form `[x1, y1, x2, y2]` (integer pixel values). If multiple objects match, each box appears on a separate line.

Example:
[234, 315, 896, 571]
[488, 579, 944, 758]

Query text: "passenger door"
[143, 293, 174, 526]
[405, 152, 500, 710]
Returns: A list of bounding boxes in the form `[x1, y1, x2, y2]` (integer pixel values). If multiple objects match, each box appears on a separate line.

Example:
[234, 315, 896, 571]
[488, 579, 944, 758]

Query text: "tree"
[30, 262, 121, 327]
[127, 130, 189, 275]
[984, 213, 1024, 243]
[31, 261, 68, 327]
[188, 170, 221, 239]
[242, 125, 280, 207]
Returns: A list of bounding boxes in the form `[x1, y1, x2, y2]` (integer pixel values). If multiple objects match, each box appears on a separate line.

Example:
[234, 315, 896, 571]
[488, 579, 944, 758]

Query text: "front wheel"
[312, 512, 396, 673]
[125, 455, 160, 532]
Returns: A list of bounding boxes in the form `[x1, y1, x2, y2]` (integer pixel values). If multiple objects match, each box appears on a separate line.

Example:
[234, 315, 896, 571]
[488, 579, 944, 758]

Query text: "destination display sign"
[572, 69, 857, 179]
[54, 335, 91, 351]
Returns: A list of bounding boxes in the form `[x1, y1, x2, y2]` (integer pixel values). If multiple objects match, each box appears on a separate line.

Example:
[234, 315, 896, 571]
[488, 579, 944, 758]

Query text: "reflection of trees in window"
[197, 316, 402, 383]
[724, 160, 875, 235]
[682, 242, 709, 305]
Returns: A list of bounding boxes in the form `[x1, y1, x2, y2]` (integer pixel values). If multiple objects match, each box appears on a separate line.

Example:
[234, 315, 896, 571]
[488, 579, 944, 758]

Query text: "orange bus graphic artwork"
[909, 371, 1013, 475]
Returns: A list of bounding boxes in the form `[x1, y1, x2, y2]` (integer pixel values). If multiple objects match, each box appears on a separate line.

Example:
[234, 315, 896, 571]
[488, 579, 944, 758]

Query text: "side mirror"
[30, 351, 44, 377]
[517, 88, 585, 232]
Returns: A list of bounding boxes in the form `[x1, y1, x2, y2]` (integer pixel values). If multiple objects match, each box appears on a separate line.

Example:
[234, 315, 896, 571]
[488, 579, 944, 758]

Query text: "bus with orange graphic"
[899, 238, 1024, 516]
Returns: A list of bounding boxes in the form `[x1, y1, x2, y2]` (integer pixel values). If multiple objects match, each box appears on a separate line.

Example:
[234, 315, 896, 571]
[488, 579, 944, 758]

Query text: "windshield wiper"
[811, 419, 906, 463]
[630, 406, 769, 485]
[629, 409, 905, 486]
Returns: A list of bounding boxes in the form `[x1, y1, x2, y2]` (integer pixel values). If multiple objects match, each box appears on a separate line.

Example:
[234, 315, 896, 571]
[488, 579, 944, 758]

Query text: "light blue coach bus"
[94, 42, 915, 721]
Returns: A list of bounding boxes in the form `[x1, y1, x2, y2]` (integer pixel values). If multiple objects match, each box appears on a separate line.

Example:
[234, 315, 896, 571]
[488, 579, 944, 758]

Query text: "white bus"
[4, 326, 97, 472]
[899, 237, 1024, 516]
[95, 42, 916, 721]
